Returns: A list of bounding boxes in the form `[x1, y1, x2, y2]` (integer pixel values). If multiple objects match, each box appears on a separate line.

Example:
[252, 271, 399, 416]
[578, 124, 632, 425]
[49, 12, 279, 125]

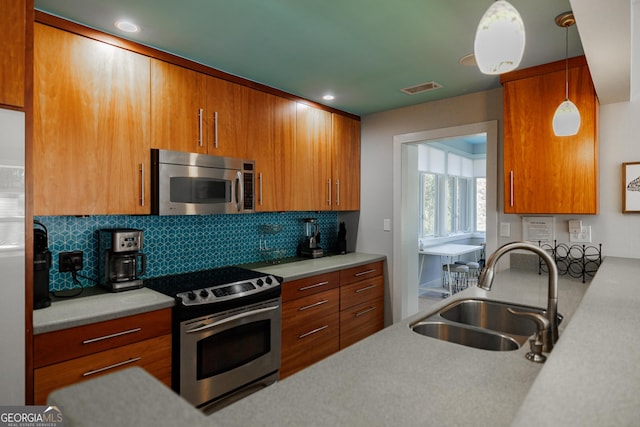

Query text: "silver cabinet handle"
[259, 173, 263, 206]
[186, 305, 279, 334]
[355, 284, 377, 293]
[82, 357, 141, 377]
[82, 327, 142, 344]
[335, 179, 340, 207]
[298, 325, 329, 339]
[509, 170, 514, 207]
[213, 111, 219, 148]
[198, 108, 203, 147]
[140, 163, 145, 206]
[354, 269, 376, 277]
[355, 306, 377, 317]
[298, 300, 328, 311]
[299, 281, 329, 291]
[327, 179, 332, 206]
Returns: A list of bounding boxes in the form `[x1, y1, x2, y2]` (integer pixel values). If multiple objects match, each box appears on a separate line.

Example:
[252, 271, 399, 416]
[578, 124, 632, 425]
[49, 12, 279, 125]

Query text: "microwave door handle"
[235, 171, 243, 212]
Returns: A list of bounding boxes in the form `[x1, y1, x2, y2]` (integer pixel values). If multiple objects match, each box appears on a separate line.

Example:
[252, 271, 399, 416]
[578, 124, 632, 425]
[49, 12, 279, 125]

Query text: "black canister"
[33, 220, 51, 309]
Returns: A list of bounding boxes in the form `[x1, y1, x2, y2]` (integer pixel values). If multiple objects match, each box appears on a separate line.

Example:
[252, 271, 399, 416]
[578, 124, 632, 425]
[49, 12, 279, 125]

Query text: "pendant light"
[552, 12, 581, 137]
[474, 0, 526, 75]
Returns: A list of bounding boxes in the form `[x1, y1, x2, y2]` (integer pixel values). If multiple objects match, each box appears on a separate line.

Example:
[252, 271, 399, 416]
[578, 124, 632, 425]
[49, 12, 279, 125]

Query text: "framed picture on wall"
[623, 162, 640, 213]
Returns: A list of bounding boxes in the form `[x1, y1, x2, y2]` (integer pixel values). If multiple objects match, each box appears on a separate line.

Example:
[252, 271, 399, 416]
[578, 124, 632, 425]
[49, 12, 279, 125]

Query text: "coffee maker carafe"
[299, 218, 323, 258]
[98, 228, 146, 292]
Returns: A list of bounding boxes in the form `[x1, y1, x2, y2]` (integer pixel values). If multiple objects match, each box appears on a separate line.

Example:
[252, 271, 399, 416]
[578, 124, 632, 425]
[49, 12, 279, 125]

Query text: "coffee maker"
[98, 228, 146, 292]
[299, 218, 323, 258]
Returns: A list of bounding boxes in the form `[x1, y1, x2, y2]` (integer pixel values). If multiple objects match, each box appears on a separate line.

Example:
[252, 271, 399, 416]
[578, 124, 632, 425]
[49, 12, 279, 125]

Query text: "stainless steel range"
[145, 266, 282, 413]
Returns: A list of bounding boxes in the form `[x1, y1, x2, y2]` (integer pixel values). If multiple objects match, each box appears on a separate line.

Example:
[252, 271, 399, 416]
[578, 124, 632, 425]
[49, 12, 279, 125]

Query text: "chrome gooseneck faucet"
[477, 242, 559, 355]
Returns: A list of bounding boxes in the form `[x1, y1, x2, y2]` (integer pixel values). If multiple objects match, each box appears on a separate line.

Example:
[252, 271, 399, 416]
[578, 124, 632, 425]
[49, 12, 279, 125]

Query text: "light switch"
[500, 222, 510, 237]
[383, 218, 391, 231]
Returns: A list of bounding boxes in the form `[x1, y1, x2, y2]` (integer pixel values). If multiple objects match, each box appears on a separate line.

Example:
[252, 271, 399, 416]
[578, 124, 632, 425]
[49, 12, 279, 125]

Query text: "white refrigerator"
[0, 108, 25, 404]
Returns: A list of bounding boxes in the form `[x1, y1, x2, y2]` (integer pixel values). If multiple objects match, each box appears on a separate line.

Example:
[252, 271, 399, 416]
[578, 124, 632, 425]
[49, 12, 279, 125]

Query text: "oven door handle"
[185, 305, 279, 334]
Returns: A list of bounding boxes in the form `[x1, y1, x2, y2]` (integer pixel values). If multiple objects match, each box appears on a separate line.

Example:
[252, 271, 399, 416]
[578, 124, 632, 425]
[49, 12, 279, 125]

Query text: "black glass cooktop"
[144, 266, 274, 297]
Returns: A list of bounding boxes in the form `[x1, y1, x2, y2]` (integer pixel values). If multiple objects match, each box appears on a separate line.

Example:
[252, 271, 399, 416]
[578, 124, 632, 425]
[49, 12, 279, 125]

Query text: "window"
[419, 144, 485, 239]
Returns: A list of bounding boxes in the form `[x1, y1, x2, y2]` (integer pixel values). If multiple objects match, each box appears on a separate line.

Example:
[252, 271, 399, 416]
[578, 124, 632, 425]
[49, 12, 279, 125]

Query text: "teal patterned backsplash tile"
[35, 212, 338, 291]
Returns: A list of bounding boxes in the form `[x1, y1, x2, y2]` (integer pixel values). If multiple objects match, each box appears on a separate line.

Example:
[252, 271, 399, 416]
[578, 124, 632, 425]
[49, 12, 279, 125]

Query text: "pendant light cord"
[564, 26, 569, 101]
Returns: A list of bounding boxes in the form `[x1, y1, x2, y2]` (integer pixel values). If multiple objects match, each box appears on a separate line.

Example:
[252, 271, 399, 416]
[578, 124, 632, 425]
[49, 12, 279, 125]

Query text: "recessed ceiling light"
[322, 94, 335, 101]
[115, 20, 139, 33]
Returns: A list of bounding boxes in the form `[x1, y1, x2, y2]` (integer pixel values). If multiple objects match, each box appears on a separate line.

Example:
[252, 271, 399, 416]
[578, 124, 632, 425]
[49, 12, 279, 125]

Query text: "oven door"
[179, 298, 281, 407]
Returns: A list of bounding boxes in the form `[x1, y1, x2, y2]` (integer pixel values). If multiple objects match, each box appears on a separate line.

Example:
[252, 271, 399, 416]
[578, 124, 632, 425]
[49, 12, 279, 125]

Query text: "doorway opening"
[391, 121, 498, 323]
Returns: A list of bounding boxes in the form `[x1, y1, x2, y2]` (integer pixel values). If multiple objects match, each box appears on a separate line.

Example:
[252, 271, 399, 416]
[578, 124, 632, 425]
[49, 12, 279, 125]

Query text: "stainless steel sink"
[410, 298, 563, 351]
[439, 299, 563, 337]
[412, 321, 520, 351]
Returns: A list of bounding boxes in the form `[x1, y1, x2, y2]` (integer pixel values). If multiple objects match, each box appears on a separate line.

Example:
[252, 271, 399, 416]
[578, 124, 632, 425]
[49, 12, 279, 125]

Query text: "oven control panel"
[176, 275, 281, 306]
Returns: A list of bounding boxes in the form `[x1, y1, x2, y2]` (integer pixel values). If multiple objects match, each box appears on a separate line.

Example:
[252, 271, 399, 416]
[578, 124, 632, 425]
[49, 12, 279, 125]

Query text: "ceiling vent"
[401, 81, 443, 95]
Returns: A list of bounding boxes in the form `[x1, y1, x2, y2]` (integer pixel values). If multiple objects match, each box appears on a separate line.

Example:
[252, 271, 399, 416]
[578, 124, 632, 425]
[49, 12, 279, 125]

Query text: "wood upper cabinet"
[291, 103, 332, 211]
[254, 94, 296, 211]
[0, 0, 27, 108]
[151, 59, 207, 154]
[501, 56, 599, 214]
[331, 114, 360, 210]
[34, 24, 151, 215]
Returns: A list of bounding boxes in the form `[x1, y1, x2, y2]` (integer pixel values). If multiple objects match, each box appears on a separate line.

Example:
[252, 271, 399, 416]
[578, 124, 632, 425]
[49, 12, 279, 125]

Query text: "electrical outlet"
[59, 251, 83, 272]
[569, 226, 592, 243]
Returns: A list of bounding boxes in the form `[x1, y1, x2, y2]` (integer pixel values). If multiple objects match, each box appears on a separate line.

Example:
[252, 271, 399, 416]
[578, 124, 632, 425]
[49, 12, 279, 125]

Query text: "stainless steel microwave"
[151, 149, 254, 215]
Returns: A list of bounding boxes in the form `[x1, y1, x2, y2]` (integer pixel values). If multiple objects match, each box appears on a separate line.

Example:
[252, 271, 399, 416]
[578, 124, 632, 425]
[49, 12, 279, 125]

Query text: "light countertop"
[33, 253, 385, 334]
[47, 256, 640, 426]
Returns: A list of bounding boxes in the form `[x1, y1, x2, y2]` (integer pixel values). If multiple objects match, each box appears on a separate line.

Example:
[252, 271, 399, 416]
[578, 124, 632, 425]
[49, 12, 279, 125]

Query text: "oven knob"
[199, 289, 209, 298]
[256, 278, 264, 287]
[187, 291, 196, 301]
[265, 276, 273, 285]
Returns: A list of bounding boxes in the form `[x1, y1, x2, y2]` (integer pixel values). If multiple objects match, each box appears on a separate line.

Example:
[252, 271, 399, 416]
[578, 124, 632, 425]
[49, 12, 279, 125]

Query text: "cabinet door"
[503, 62, 598, 214]
[254, 94, 296, 211]
[206, 76, 251, 158]
[0, 0, 26, 107]
[151, 59, 207, 153]
[291, 103, 332, 211]
[332, 114, 360, 210]
[33, 24, 150, 215]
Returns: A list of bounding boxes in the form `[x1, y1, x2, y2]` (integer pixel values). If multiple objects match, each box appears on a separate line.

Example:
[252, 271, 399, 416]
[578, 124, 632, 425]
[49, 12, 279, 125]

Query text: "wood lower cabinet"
[280, 262, 385, 378]
[33, 23, 151, 215]
[501, 56, 599, 214]
[33, 308, 171, 404]
[339, 262, 384, 349]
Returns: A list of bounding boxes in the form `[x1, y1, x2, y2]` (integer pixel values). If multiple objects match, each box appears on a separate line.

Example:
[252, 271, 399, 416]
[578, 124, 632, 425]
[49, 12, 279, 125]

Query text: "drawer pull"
[82, 357, 141, 377]
[355, 284, 377, 293]
[298, 325, 329, 339]
[354, 269, 376, 277]
[299, 281, 329, 291]
[298, 300, 329, 311]
[82, 327, 142, 344]
[355, 306, 377, 317]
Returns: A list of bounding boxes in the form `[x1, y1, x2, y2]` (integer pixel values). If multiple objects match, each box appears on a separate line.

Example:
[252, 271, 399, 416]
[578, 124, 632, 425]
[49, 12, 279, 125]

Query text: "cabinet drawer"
[282, 271, 339, 302]
[281, 314, 339, 379]
[340, 276, 384, 311]
[339, 296, 384, 349]
[34, 308, 172, 368]
[34, 334, 171, 404]
[339, 261, 383, 285]
[282, 288, 339, 328]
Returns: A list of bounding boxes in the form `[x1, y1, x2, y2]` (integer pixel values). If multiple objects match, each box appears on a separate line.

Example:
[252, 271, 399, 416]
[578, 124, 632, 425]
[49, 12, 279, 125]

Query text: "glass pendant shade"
[552, 99, 581, 136]
[474, 0, 526, 75]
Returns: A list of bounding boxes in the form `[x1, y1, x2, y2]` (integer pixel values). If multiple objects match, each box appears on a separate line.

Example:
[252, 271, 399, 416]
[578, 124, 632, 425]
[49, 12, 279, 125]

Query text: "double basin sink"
[410, 298, 563, 351]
